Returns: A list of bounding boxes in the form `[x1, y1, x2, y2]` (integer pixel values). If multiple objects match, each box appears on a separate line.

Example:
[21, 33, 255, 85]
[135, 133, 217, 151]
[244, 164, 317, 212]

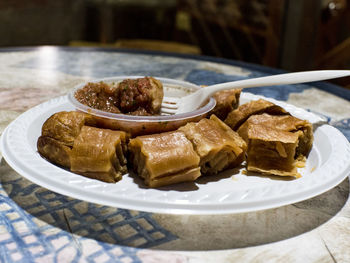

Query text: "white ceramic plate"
[1, 93, 350, 214]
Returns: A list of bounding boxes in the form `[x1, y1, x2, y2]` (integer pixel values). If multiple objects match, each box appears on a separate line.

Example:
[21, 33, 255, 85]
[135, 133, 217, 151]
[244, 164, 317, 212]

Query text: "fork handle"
[203, 70, 350, 98]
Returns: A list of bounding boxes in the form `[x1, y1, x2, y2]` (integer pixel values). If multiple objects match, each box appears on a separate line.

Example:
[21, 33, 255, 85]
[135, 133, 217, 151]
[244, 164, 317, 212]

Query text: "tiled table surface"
[0, 47, 350, 263]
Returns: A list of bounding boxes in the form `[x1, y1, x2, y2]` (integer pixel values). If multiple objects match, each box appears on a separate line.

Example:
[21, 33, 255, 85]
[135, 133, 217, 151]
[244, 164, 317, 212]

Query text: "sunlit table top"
[0, 46, 350, 262]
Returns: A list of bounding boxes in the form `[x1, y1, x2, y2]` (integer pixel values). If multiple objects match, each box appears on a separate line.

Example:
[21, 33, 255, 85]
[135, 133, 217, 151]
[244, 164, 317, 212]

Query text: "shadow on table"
[152, 177, 349, 250]
[1, 159, 349, 251]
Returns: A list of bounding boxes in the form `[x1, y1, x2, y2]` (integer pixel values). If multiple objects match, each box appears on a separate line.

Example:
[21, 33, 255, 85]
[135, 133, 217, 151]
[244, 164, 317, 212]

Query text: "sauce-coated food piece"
[116, 77, 163, 115]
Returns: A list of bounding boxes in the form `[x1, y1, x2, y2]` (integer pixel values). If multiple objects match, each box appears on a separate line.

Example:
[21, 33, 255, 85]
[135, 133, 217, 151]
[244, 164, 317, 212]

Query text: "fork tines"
[161, 96, 179, 115]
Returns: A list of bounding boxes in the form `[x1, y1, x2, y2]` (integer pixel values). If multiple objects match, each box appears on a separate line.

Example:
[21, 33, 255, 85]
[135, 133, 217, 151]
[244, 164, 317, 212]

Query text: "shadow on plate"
[128, 171, 200, 191]
[1, 158, 349, 251]
[128, 166, 243, 191]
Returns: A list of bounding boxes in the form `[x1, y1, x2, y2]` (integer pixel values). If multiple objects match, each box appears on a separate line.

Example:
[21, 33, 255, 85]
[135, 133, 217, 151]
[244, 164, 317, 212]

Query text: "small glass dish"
[67, 76, 216, 136]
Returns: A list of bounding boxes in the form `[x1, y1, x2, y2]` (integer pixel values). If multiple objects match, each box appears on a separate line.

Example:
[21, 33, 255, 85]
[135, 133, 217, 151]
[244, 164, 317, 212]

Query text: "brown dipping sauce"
[74, 77, 164, 116]
[75, 81, 121, 114]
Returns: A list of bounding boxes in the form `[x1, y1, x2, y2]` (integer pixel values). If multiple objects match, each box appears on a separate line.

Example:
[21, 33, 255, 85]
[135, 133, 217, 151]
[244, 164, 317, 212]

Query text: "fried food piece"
[224, 99, 288, 130]
[238, 113, 313, 159]
[70, 126, 128, 183]
[38, 111, 97, 167]
[238, 114, 314, 178]
[243, 125, 302, 177]
[37, 111, 129, 183]
[128, 131, 201, 188]
[41, 111, 97, 147]
[210, 89, 241, 120]
[37, 136, 72, 168]
[179, 115, 247, 175]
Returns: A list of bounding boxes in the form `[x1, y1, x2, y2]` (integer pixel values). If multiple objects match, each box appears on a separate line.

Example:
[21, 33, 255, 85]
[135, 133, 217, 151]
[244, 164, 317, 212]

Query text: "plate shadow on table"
[152, 177, 350, 250]
[1, 159, 349, 251]
[0, 159, 177, 249]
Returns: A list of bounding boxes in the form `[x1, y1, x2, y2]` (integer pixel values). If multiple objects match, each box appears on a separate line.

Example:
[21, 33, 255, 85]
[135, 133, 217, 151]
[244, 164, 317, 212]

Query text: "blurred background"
[1, 0, 350, 87]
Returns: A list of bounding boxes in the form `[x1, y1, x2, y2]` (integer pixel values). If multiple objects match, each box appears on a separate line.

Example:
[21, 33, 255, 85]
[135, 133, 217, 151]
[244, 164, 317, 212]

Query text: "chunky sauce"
[75, 82, 120, 113]
[74, 77, 163, 116]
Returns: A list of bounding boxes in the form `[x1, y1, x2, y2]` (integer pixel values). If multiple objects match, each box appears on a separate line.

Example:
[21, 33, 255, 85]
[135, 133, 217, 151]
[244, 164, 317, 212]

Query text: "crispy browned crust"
[70, 126, 128, 183]
[210, 89, 241, 120]
[238, 113, 313, 157]
[38, 111, 128, 183]
[41, 111, 97, 147]
[37, 136, 71, 168]
[237, 113, 313, 178]
[179, 115, 247, 175]
[224, 99, 288, 131]
[128, 130, 201, 187]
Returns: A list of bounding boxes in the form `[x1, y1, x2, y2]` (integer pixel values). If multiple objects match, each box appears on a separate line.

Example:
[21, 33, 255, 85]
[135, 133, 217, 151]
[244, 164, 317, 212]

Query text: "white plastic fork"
[161, 70, 350, 115]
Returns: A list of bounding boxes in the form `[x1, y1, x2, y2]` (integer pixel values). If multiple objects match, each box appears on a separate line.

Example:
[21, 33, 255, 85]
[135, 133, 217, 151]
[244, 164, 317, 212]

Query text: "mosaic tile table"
[0, 47, 350, 263]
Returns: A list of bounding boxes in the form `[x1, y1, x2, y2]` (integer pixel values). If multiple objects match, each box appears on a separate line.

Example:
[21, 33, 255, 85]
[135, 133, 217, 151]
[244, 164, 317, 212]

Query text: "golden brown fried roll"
[243, 124, 302, 177]
[224, 99, 288, 130]
[37, 136, 72, 168]
[179, 115, 247, 175]
[210, 89, 241, 120]
[237, 113, 313, 160]
[128, 131, 201, 188]
[238, 114, 313, 178]
[38, 111, 129, 183]
[41, 111, 97, 147]
[38, 111, 97, 167]
[70, 126, 128, 183]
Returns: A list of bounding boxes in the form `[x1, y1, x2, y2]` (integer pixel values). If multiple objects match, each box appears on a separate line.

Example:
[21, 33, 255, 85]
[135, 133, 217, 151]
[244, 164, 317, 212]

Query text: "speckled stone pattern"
[0, 47, 350, 263]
